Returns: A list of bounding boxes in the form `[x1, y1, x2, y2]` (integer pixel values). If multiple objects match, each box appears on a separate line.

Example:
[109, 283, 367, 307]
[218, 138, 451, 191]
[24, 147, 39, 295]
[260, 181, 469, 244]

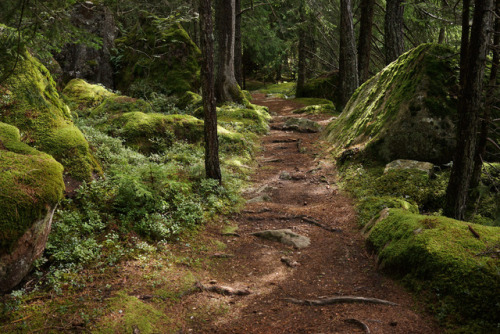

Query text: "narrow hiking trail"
[187, 94, 442, 333]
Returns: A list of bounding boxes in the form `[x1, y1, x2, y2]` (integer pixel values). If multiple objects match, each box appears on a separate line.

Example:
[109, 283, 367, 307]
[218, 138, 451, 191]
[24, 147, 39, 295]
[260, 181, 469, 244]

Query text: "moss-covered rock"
[0, 30, 100, 181]
[216, 104, 271, 135]
[300, 71, 339, 105]
[62, 78, 114, 111]
[0, 122, 65, 291]
[365, 209, 500, 330]
[176, 91, 203, 110]
[324, 44, 458, 164]
[114, 13, 201, 97]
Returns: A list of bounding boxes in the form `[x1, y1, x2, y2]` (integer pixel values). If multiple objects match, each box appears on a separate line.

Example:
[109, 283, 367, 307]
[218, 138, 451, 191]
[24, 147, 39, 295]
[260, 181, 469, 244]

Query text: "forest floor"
[180, 94, 442, 333]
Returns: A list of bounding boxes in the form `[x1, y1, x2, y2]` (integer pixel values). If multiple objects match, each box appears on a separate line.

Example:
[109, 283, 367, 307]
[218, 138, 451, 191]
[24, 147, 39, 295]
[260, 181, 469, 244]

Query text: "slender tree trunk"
[357, 0, 375, 83]
[339, 0, 359, 109]
[444, 0, 494, 220]
[471, 0, 500, 189]
[384, 0, 405, 64]
[215, 0, 243, 103]
[200, 0, 221, 183]
[296, 2, 307, 97]
[235, 0, 243, 87]
[438, 27, 446, 43]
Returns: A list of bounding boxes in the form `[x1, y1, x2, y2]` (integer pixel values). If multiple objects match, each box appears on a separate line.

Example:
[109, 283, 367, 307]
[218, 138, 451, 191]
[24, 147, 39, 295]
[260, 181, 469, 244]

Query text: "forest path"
[188, 94, 441, 333]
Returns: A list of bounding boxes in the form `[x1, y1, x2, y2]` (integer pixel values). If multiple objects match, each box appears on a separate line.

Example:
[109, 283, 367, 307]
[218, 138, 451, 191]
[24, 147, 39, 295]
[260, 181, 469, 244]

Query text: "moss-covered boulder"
[114, 13, 201, 97]
[324, 44, 458, 164]
[62, 78, 115, 111]
[0, 122, 65, 292]
[300, 71, 339, 105]
[364, 209, 500, 330]
[0, 29, 100, 181]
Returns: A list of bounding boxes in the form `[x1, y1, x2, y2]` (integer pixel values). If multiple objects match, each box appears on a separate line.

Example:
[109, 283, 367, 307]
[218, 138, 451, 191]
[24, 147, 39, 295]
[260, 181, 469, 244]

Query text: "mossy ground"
[0, 122, 64, 254]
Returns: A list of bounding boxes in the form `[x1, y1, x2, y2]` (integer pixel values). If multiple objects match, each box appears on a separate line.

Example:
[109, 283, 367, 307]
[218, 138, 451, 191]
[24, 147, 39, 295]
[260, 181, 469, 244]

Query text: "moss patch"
[324, 44, 459, 164]
[300, 72, 339, 106]
[114, 13, 201, 98]
[366, 209, 500, 329]
[0, 122, 64, 254]
[0, 31, 99, 181]
[62, 79, 114, 111]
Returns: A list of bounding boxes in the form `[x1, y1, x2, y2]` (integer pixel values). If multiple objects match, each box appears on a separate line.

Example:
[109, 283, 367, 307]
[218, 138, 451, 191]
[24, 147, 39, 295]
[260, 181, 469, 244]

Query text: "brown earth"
[186, 94, 442, 334]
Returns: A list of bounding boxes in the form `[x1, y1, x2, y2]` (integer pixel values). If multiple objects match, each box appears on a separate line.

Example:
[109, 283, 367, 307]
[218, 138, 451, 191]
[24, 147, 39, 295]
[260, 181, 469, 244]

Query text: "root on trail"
[195, 281, 252, 296]
[281, 215, 342, 233]
[284, 296, 398, 306]
[345, 318, 371, 334]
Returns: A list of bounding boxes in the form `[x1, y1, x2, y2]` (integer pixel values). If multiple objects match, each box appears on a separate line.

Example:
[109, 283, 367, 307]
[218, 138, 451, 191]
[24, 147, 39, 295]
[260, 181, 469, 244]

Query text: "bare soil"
[187, 94, 442, 333]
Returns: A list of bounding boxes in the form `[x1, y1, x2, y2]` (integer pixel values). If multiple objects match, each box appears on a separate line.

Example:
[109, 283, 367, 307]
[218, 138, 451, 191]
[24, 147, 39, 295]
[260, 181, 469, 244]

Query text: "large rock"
[55, 1, 116, 88]
[324, 44, 458, 164]
[283, 117, 322, 133]
[0, 122, 65, 292]
[0, 27, 100, 182]
[384, 159, 434, 175]
[252, 229, 310, 249]
[114, 12, 201, 97]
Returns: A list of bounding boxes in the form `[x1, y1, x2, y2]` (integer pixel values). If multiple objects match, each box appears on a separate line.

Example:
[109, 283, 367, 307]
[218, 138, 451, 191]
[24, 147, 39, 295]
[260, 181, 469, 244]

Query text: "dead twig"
[345, 318, 371, 334]
[284, 296, 398, 306]
[195, 281, 251, 296]
[468, 225, 481, 239]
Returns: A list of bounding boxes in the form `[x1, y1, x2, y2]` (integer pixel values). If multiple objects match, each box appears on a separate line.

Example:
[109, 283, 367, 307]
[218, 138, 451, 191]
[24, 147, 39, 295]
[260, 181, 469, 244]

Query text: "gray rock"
[279, 171, 292, 180]
[384, 159, 434, 175]
[247, 195, 271, 203]
[282, 118, 322, 133]
[252, 229, 310, 249]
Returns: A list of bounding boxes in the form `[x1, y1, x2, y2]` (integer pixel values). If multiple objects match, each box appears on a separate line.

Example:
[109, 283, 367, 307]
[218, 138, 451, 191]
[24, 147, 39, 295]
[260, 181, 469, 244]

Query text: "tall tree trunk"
[357, 0, 375, 83]
[215, 0, 243, 103]
[460, 0, 471, 85]
[471, 0, 500, 190]
[384, 0, 405, 64]
[235, 0, 243, 87]
[296, 2, 307, 97]
[438, 27, 446, 43]
[339, 0, 359, 109]
[444, 0, 494, 220]
[200, 0, 222, 183]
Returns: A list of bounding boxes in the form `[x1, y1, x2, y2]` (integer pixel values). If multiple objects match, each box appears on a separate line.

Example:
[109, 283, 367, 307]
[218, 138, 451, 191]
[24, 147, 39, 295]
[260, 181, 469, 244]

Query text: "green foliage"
[366, 209, 500, 330]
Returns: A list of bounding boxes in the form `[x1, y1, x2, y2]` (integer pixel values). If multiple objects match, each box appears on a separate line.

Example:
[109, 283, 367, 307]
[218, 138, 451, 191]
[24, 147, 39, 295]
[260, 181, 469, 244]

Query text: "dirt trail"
[189, 94, 441, 333]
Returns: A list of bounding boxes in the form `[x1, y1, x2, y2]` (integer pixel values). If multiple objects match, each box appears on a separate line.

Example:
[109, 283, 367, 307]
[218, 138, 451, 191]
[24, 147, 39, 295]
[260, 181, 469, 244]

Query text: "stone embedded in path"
[247, 195, 271, 203]
[282, 118, 322, 133]
[252, 229, 310, 249]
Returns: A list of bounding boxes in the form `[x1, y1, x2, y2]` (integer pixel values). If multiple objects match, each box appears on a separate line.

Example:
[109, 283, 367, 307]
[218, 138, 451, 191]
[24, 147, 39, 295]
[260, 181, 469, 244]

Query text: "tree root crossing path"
[189, 94, 441, 333]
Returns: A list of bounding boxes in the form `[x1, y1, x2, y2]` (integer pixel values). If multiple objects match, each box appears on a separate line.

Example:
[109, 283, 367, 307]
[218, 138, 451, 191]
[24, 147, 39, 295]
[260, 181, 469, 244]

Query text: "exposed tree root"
[284, 296, 398, 306]
[272, 138, 299, 143]
[195, 281, 251, 296]
[280, 215, 342, 233]
[242, 208, 271, 214]
[211, 253, 235, 258]
[345, 318, 371, 334]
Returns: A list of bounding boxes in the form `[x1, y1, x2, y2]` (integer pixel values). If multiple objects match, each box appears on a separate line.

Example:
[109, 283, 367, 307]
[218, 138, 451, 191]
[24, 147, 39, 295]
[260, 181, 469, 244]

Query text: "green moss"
[216, 103, 271, 135]
[293, 103, 337, 115]
[0, 122, 64, 254]
[93, 291, 172, 334]
[357, 196, 418, 227]
[62, 79, 114, 111]
[324, 44, 459, 164]
[114, 13, 201, 98]
[366, 209, 500, 329]
[176, 91, 202, 110]
[0, 35, 99, 181]
[300, 72, 339, 105]
[257, 82, 296, 96]
[292, 97, 334, 107]
[91, 95, 152, 119]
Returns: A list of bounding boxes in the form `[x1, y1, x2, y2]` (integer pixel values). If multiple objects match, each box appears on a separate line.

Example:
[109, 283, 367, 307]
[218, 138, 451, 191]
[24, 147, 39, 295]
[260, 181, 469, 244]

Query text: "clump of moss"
[91, 95, 152, 118]
[62, 78, 114, 111]
[293, 103, 336, 115]
[176, 91, 203, 110]
[324, 44, 459, 164]
[300, 72, 339, 105]
[216, 103, 271, 135]
[114, 12, 201, 98]
[0, 122, 64, 254]
[0, 31, 99, 181]
[366, 209, 500, 330]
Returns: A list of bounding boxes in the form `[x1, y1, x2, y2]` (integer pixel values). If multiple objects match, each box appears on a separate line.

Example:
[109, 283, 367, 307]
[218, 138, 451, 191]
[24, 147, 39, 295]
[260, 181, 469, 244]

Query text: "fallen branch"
[284, 296, 398, 306]
[211, 253, 235, 258]
[221, 232, 241, 237]
[345, 318, 371, 334]
[195, 281, 251, 296]
[468, 225, 481, 239]
[272, 138, 299, 143]
[242, 208, 271, 214]
[281, 257, 299, 267]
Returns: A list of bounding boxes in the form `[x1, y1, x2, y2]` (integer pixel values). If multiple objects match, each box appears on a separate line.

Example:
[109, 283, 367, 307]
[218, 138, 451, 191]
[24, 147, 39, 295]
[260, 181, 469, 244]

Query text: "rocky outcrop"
[0, 122, 64, 292]
[324, 44, 458, 164]
[55, 1, 116, 88]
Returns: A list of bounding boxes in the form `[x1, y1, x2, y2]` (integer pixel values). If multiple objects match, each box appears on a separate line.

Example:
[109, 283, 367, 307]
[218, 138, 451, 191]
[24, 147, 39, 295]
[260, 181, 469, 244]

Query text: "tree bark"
[215, 0, 243, 103]
[235, 0, 243, 87]
[357, 0, 375, 83]
[339, 0, 359, 109]
[460, 0, 471, 85]
[296, 1, 307, 98]
[444, 0, 494, 220]
[200, 0, 222, 183]
[384, 0, 405, 64]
